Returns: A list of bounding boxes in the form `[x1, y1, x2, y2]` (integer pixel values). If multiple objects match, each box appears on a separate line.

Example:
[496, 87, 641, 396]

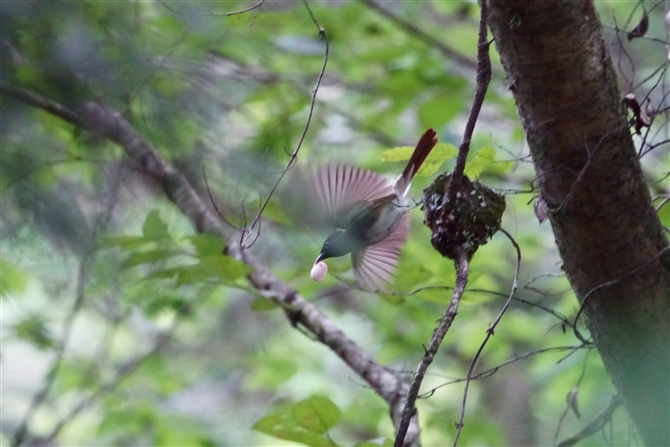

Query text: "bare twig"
[43, 326, 178, 443]
[572, 245, 670, 341]
[453, 228, 519, 446]
[447, 0, 491, 203]
[158, 0, 267, 17]
[395, 3, 491, 444]
[10, 162, 122, 447]
[553, 349, 593, 443]
[393, 248, 469, 447]
[11, 256, 89, 447]
[420, 344, 592, 398]
[557, 396, 622, 447]
[242, 0, 329, 249]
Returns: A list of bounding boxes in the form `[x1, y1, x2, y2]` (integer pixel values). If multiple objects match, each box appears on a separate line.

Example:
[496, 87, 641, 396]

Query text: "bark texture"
[488, 2, 670, 445]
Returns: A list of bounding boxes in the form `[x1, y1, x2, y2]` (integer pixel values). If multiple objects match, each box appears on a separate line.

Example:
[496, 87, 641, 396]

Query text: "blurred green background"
[1, 1, 668, 446]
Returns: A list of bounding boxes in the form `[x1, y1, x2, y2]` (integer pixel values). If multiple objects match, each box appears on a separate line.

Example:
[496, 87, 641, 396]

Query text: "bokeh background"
[2, 1, 669, 446]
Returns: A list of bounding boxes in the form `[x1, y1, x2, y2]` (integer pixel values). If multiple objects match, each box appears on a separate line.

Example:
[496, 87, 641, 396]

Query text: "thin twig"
[11, 163, 122, 446]
[453, 228, 520, 446]
[43, 327, 178, 443]
[242, 0, 329, 249]
[572, 245, 670, 341]
[11, 256, 89, 447]
[553, 349, 593, 443]
[393, 248, 469, 447]
[419, 344, 591, 398]
[158, 0, 266, 17]
[395, 3, 491, 444]
[557, 396, 622, 447]
[447, 0, 491, 203]
[0, 81, 81, 126]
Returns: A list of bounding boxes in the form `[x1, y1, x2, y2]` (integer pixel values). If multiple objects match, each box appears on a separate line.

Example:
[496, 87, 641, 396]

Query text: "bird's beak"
[315, 252, 327, 264]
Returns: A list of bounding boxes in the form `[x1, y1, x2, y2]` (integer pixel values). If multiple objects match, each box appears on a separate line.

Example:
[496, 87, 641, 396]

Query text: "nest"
[422, 173, 506, 261]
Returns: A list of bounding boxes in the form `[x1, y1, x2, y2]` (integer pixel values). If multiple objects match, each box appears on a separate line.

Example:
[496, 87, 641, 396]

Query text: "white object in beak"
[310, 261, 328, 282]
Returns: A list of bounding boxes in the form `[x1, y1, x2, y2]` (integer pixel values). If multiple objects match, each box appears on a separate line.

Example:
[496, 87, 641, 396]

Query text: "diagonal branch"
[0, 81, 420, 444]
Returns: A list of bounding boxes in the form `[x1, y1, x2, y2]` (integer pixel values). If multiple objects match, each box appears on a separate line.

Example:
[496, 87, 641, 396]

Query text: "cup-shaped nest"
[422, 173, 506, 261]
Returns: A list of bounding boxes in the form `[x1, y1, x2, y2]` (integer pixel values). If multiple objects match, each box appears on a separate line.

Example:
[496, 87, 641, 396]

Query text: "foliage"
[1, 1, 668, 446]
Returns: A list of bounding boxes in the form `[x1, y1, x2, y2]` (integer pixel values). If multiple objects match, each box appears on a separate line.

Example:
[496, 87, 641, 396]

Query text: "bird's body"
[306, 129, 438, 290]
[317, 194, 406, 259]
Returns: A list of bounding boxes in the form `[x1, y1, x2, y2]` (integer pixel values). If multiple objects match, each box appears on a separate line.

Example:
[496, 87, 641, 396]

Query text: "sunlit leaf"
[292, 396, 341, 432]
[465, 146, 496, 178]
[252, 397, 341, 447]
[381, 143, 457, 178]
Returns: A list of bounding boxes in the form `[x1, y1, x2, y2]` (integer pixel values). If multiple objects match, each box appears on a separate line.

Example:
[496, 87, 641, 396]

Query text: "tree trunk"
[487, 1, 670, 445]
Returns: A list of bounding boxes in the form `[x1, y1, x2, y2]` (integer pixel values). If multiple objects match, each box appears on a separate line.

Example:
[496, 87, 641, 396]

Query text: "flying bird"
[307, 129, 438, 291]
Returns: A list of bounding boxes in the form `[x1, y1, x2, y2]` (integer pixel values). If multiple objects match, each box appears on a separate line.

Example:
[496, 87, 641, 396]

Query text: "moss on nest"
[422, 173, 506, 261]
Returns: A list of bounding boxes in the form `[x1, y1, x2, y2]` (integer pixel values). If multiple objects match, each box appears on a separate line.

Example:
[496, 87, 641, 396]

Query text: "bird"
[306, 128, 438, 291]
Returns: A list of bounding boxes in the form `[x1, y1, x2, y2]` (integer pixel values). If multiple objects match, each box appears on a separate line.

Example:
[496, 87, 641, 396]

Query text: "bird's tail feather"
[395, 128, 438, 196]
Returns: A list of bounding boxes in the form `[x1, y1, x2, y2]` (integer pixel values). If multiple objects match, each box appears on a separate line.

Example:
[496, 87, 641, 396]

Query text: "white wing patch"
[352, 212, 410, 291]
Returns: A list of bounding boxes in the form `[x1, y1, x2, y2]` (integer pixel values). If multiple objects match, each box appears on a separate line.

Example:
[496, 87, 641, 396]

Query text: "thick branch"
[488, 2, 670, 445]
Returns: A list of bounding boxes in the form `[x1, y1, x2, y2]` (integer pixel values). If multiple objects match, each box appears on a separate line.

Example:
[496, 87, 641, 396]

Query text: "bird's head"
[315, 229, 358, 263]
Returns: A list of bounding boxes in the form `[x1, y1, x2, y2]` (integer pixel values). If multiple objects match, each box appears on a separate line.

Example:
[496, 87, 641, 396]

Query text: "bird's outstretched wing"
[282, 164, 396, 232]
[351, 211, 410, 291]
[288, 164, 396, 230]
[313, 164, 396, 226]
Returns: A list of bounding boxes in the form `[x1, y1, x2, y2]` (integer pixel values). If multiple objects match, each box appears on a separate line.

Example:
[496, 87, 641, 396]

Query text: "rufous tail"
[395, 128, 438, 196]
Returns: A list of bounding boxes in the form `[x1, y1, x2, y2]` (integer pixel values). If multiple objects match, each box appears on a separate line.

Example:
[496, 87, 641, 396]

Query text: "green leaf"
[144, 255, 252, 286]
[292, 396, 341, 432]
[101, 235, 153, 249]
[252, 414, 336, 447]
[357, 441, 393, 447]
[381, 143, 457, 177]
[139, 294, 189, 317]
[417, 143, 458, 177]
[0, 258, 27, 298]
[142, 210, 170, 240]
[252, 396, 341, 446]
[187, 234, 225, 258]
[121, 248, 180, 268]
[13, 315, 54, 350]
[380, 146, 415, 162]
[145, 267, 182, 281]
[465, 146, 496, 179]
